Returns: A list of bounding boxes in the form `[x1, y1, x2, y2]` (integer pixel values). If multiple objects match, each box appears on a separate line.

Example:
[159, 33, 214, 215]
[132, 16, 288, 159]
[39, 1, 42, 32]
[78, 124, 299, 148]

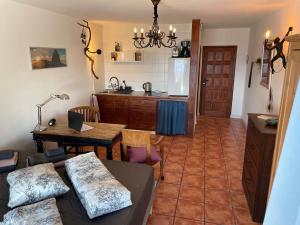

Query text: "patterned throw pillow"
[7, 163, 69, 208]
[0, 198, 63, 225]
[65, 152, 132, 219]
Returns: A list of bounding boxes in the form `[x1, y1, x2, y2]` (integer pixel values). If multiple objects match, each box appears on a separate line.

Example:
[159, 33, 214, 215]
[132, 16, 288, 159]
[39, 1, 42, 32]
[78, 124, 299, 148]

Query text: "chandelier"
[133, 0, 177, 49]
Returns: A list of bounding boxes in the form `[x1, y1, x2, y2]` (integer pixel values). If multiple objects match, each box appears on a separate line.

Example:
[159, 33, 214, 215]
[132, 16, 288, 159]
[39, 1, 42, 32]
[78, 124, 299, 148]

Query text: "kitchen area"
[94, 21, 200, 135]
[96, 54, 190, 131]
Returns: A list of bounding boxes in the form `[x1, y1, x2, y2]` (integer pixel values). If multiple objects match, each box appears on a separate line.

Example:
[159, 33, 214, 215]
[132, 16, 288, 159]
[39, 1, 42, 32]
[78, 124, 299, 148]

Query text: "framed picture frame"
[30, 47, 67, 70]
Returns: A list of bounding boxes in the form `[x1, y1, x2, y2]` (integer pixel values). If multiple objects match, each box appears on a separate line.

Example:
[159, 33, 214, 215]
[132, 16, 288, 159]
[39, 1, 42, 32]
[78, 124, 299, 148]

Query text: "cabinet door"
[129, 99, 157, 130]
[143, 99, 157, 130]
[97, 96, 115, 123]
[113, 98, 129, 124]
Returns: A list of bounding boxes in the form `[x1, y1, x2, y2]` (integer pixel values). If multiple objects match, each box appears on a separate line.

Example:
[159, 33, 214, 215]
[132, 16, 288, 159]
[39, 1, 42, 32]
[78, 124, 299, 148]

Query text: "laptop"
[68, 111, 94, 132]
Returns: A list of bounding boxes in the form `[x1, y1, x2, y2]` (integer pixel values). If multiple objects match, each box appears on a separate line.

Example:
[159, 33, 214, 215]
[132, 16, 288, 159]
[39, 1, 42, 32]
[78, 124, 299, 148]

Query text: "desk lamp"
[34, 93, 70, 131]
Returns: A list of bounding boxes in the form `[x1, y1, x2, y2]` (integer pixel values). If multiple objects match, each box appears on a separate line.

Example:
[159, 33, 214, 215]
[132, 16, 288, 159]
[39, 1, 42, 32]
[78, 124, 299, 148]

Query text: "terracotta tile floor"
[146, 117, 262, 225]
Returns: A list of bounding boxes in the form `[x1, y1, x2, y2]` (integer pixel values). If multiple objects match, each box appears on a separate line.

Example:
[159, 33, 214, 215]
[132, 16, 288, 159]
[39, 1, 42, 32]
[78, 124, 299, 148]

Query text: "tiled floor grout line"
[203, 119, 208, 224]
[227, 123, 239, 225]
[219, 121, 241, 225]
[172, 138, 188, 225]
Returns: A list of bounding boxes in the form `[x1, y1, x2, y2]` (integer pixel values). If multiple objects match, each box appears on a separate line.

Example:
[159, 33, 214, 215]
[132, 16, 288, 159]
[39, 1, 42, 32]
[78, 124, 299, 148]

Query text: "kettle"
[142, 82, 152, 92]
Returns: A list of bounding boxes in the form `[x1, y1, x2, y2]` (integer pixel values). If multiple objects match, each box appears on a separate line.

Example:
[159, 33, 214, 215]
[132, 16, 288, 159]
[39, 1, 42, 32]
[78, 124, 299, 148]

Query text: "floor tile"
[147, 214, 174, 225]
[152, 197, 177, 216]
[157, 182, 180, 199]
[184, 166, 204, 176]
[229, 177, 244, 193]
[205, 203, 234, 225]
[162, 172, 183, 185]
[206, 158, 226, 169]
[234, 208, 261, 225]
[179, 186, 204, 203]
[205, 176, 229, 190]
[205, 167, 227, 178]
[176, 199, 204, 221]
[205, 189, 231, 206]
[165, 162, 184, 173]
[181, 174, 204, 188]
[167, 154, 186, 164]
[174, 217, 204, 225]
[231, 192, 249, 209]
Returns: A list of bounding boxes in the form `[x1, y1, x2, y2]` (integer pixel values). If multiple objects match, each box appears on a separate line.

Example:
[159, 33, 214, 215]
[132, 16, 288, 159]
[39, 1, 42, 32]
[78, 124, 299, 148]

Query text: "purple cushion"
[127, 146, 161, 163]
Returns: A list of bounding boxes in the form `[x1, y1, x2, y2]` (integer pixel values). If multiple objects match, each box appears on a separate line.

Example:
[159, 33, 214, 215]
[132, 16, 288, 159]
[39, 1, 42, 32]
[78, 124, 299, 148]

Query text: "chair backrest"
[69, 106, 99, 122]
[121, 129, 155, 161]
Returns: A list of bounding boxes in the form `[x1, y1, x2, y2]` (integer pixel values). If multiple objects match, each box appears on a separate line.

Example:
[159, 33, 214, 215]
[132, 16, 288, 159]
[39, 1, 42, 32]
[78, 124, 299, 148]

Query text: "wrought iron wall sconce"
[264, 27, 293, 74]
[77, 20, 102, 79]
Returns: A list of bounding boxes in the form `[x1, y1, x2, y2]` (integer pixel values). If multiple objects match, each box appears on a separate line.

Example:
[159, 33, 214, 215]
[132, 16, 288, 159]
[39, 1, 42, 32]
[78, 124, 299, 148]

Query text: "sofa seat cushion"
[7, 163, 69, 208]
[65, 152, 132, 219]
[1, 198, 63, 225]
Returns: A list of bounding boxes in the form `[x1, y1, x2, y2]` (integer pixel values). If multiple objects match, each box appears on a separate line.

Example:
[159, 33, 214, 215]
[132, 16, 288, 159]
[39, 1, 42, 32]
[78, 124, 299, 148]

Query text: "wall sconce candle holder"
[264, 27, 293, 74]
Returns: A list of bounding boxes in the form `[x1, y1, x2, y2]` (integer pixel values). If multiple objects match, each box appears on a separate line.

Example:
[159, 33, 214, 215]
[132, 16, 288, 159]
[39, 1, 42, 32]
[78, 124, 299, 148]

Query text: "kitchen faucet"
[109, 76, 119, 91]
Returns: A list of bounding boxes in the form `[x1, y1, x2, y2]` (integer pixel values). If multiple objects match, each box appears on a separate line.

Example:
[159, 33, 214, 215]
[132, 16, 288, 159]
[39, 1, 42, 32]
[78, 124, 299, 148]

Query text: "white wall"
[90, 23, 105, 93]
[0, 0, 98, 150]
[99, 22, 192, 91]
[201, 28, 250, 118]
[242, 0, 300, 123]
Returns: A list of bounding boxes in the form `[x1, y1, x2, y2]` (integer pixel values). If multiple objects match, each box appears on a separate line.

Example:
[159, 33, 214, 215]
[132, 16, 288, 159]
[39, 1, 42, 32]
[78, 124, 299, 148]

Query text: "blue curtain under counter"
[156, 100, 187, 136]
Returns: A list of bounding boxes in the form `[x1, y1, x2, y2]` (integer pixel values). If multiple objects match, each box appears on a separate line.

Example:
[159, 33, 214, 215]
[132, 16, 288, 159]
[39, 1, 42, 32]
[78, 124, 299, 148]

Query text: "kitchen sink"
[100, 89, 133, 94]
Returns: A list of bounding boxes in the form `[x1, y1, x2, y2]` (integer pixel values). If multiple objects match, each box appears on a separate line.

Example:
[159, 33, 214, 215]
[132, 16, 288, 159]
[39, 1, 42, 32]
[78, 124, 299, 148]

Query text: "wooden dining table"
[32, 122, 126, 160]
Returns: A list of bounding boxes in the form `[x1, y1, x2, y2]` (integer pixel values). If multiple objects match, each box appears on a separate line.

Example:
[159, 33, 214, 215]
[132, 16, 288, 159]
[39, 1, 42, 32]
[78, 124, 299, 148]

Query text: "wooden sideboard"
[242, 114, 277, 223]
[96, 92, 188, 131]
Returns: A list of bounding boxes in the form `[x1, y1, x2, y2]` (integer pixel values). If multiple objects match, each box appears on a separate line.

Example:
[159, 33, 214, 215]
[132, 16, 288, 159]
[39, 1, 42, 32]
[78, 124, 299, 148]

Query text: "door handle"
[202, 79, 209, 87]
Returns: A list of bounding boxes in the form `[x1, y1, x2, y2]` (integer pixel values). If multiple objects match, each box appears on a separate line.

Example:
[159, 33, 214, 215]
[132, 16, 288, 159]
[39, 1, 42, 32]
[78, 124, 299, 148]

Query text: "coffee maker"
[180, 41, 191, 57]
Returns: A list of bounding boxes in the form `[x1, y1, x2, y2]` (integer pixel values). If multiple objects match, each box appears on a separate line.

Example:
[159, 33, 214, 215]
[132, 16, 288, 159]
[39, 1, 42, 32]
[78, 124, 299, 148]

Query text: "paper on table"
[81, 124, 94, 132]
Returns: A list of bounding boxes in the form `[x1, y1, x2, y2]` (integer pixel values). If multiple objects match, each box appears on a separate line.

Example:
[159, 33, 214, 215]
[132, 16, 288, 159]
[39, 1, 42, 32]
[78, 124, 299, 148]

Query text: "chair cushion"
[128, 146, 161, 163]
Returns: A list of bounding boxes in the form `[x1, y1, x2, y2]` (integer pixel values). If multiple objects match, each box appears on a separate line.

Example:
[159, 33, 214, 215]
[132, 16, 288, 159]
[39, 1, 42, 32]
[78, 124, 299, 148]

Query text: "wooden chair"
[65, 106, 100, 155]
[69, 106, 100, 122]
[121, 129, 164, 180]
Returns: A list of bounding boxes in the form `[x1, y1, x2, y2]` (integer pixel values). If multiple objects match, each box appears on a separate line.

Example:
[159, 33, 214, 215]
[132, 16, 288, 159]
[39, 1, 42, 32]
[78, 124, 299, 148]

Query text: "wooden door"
[200, 46, 237, 117]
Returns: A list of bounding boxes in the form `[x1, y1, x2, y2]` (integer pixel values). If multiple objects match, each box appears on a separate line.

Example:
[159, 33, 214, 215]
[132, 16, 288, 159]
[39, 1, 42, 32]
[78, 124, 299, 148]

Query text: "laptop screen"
[68, 111, 84, 132]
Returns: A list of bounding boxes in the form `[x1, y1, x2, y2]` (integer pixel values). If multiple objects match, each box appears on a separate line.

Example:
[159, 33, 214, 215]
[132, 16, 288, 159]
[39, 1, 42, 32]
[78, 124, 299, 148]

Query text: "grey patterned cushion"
[7, 163, 69, 208]
[0, 198, 63, 225]
[65, 152, 132, 219]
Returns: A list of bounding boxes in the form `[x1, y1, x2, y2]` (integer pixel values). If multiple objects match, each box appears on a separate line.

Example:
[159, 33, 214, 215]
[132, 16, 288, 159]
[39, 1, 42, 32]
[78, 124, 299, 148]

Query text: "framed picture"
[30, 47, 67, 69]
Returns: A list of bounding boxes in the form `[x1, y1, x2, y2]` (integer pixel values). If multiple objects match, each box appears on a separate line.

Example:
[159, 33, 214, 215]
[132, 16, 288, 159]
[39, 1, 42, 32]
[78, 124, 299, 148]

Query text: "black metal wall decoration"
[77, 20, 102, 79]
[264, 27, 293, 74]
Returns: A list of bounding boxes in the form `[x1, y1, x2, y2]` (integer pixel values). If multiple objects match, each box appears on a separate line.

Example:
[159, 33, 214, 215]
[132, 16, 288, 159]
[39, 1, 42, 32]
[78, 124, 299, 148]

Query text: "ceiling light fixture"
[133, 0, 177, 49]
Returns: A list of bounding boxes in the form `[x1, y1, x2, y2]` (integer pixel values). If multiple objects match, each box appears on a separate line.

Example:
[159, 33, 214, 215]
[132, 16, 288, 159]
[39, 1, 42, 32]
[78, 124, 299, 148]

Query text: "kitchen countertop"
[96, 91, 189, 101]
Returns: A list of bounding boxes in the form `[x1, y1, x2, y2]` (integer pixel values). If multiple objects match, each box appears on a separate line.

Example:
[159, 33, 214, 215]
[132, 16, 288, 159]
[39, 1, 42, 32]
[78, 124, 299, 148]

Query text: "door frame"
[199, 45, 237, 117]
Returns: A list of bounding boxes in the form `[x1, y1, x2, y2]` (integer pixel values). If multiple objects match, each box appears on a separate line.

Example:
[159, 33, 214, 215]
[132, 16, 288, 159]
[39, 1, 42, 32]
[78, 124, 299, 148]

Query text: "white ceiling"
[13, 0, 287, 27]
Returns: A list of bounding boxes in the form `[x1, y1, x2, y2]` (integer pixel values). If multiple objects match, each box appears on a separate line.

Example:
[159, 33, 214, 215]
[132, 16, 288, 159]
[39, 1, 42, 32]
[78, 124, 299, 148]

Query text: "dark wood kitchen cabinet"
[97, 94, 158, 130]
[96, 93, 188, 131]
[97, 95, 129, 125]
[242, 114, 277, 223]
[128, 99, 157, 130]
